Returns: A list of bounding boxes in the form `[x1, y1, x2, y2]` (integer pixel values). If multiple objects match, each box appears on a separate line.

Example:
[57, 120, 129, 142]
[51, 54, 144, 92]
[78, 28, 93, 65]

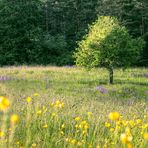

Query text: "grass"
[0, 66, 148, 148]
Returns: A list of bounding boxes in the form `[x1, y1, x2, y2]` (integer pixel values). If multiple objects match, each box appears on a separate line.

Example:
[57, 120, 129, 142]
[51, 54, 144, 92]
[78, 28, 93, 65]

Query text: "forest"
[0, 0, 148, 66]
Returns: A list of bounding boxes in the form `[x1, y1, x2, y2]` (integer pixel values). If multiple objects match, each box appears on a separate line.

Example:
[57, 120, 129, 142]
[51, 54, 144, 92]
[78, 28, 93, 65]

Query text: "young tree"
[74, 16, 144, 84]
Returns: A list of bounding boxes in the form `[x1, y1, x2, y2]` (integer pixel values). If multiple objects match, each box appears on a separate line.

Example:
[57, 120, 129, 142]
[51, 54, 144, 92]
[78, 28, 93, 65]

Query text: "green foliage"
[74, 16, 144, 69]
[97, 0, 148, 66]
[0, 0, 44, 65]
[0, 0, 147, 66]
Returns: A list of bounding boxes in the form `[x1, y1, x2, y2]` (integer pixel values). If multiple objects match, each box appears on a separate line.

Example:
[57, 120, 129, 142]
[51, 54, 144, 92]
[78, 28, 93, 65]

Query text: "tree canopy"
[0, 0, 147, 66]
[74, 16, 144, 83]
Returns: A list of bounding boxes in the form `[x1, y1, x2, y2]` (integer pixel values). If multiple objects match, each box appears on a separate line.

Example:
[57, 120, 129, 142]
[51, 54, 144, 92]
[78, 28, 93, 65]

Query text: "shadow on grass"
[114, 79, 148, 86]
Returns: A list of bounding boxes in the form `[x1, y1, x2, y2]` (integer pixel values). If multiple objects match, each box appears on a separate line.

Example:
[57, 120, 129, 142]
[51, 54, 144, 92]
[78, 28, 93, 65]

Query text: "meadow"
[0, 66, 148, 148]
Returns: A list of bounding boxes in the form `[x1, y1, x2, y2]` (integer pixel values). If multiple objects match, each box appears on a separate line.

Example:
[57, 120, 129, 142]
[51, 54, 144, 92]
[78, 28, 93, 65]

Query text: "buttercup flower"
[109, 112, 120, 121]
[0, 96, 10, 111]
[11, 114, 20, 125]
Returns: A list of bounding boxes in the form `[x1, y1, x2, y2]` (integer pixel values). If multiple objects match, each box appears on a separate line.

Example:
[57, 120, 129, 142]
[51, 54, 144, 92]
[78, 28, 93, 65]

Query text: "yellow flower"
[108, 112, 120, 121]
[84, 124, 89, 129]
[11, 114, 19, 125]
[37, 110, 42, 115]
[143, 133, 148, 140]
[60, 131, 64, 135]
[43, 124, 48, 128]
[0, 96, 10, 111]
[87, 112, 92, 117]
[96, 144, 100, 148]
[120, 133, 132, 144]
[33, 93, 39, 97]
[125, 127, 131, 135]
[16, 141, 20, 145]
[65, 138, 70, 142]
[110, 128, 115, 132]
[61, 124, 65, 128]
[32, 143, 37, 147]
[77, 141, 82, 146]
[129, 120, 135, 127]
[88, 144, 92, 148]
[75, 117, 81, 121]
[105, 122, 111, 128]
[50, 102, 54, 107]
[51, 112, 57, 117]
[71, 139, 76, 144]
[55, 100, 60, 105]
[26, 97, 31, 103]
[0, 131, 4, 137]
[58, 103, 65, 108]
[136, 119, 142, 124]
[127, 143, 132, 148]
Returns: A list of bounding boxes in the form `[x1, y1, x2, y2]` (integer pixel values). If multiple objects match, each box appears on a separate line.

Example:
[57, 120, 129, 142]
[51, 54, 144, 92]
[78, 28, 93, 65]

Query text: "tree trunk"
[108, 67, 113, 84]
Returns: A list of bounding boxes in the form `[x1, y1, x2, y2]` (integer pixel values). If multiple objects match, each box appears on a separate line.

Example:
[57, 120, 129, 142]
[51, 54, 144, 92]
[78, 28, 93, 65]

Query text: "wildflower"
[51, 112, 57, 117]
[125, 127, 131, 135]
[88, 144, 92, 148]
[96, 86, 108, 94]
[71, 139, 76, 144]
[136, 119, 142, 124]
[55, 100, 60, 105]
[37, 110, 42, 115]
[75, 117, 81, 121]
[96, 144, 100, 148]
[32, 143, 37, 147]
[143, 133, 148, 140]
[129, 120, 135, 127]
[0, 96, 10, 111]
[75, 124, 79, 128]
[60, 131, 64, 135]
[87, 112, 92, 117]
[65, 138, 70, 142]
[127, 143, 132, 148]
[61, 124, 65, 129]
[33, 93, 39, 97]
[58, 103, 65, 108]
[84, 124, 89, 129]
[77, 141, 82, 146]
[43, 124, 48, 128]
[115, 125, 121, 130]
[11, 114, 19, 125]
[110, 128, 115, 132]
[16, 141, 20, 145]
[26, 97, 31, 103]
[109, 112, 120, 121]
[120, 133, 133, 144]
[0, 131, 4, 137]
[50, 102, 54, 107]
[105, 122, 111, 128]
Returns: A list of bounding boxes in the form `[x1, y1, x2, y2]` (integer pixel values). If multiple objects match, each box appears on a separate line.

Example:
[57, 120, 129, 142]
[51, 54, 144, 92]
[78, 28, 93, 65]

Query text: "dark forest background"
[0, 0, 148, 66]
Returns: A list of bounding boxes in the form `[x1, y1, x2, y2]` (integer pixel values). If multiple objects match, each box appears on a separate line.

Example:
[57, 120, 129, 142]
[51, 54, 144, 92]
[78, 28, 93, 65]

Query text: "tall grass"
[0, 66, 147, 147]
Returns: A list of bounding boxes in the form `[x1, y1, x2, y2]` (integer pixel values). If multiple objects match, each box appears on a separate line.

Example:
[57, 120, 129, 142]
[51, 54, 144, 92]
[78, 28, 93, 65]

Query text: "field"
[0, 66, 148, 148]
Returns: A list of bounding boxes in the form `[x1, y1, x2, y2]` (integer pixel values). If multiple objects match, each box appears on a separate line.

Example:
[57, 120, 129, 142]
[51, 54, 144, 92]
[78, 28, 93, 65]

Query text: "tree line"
[0, 0, 148, 66]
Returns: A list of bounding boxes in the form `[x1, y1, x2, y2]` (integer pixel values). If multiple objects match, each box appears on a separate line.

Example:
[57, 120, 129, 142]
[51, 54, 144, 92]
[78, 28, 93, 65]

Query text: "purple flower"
[96, 86, 108, 94]
[0, 76, 13, 82]
[64, 65, 75, 68]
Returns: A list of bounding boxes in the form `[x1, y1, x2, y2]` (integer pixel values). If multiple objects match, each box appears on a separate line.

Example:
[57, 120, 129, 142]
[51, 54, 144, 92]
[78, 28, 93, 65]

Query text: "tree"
[96, 0, 148, 66]
[0, 0, 44, 65]
[74, 16, 144, 84]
